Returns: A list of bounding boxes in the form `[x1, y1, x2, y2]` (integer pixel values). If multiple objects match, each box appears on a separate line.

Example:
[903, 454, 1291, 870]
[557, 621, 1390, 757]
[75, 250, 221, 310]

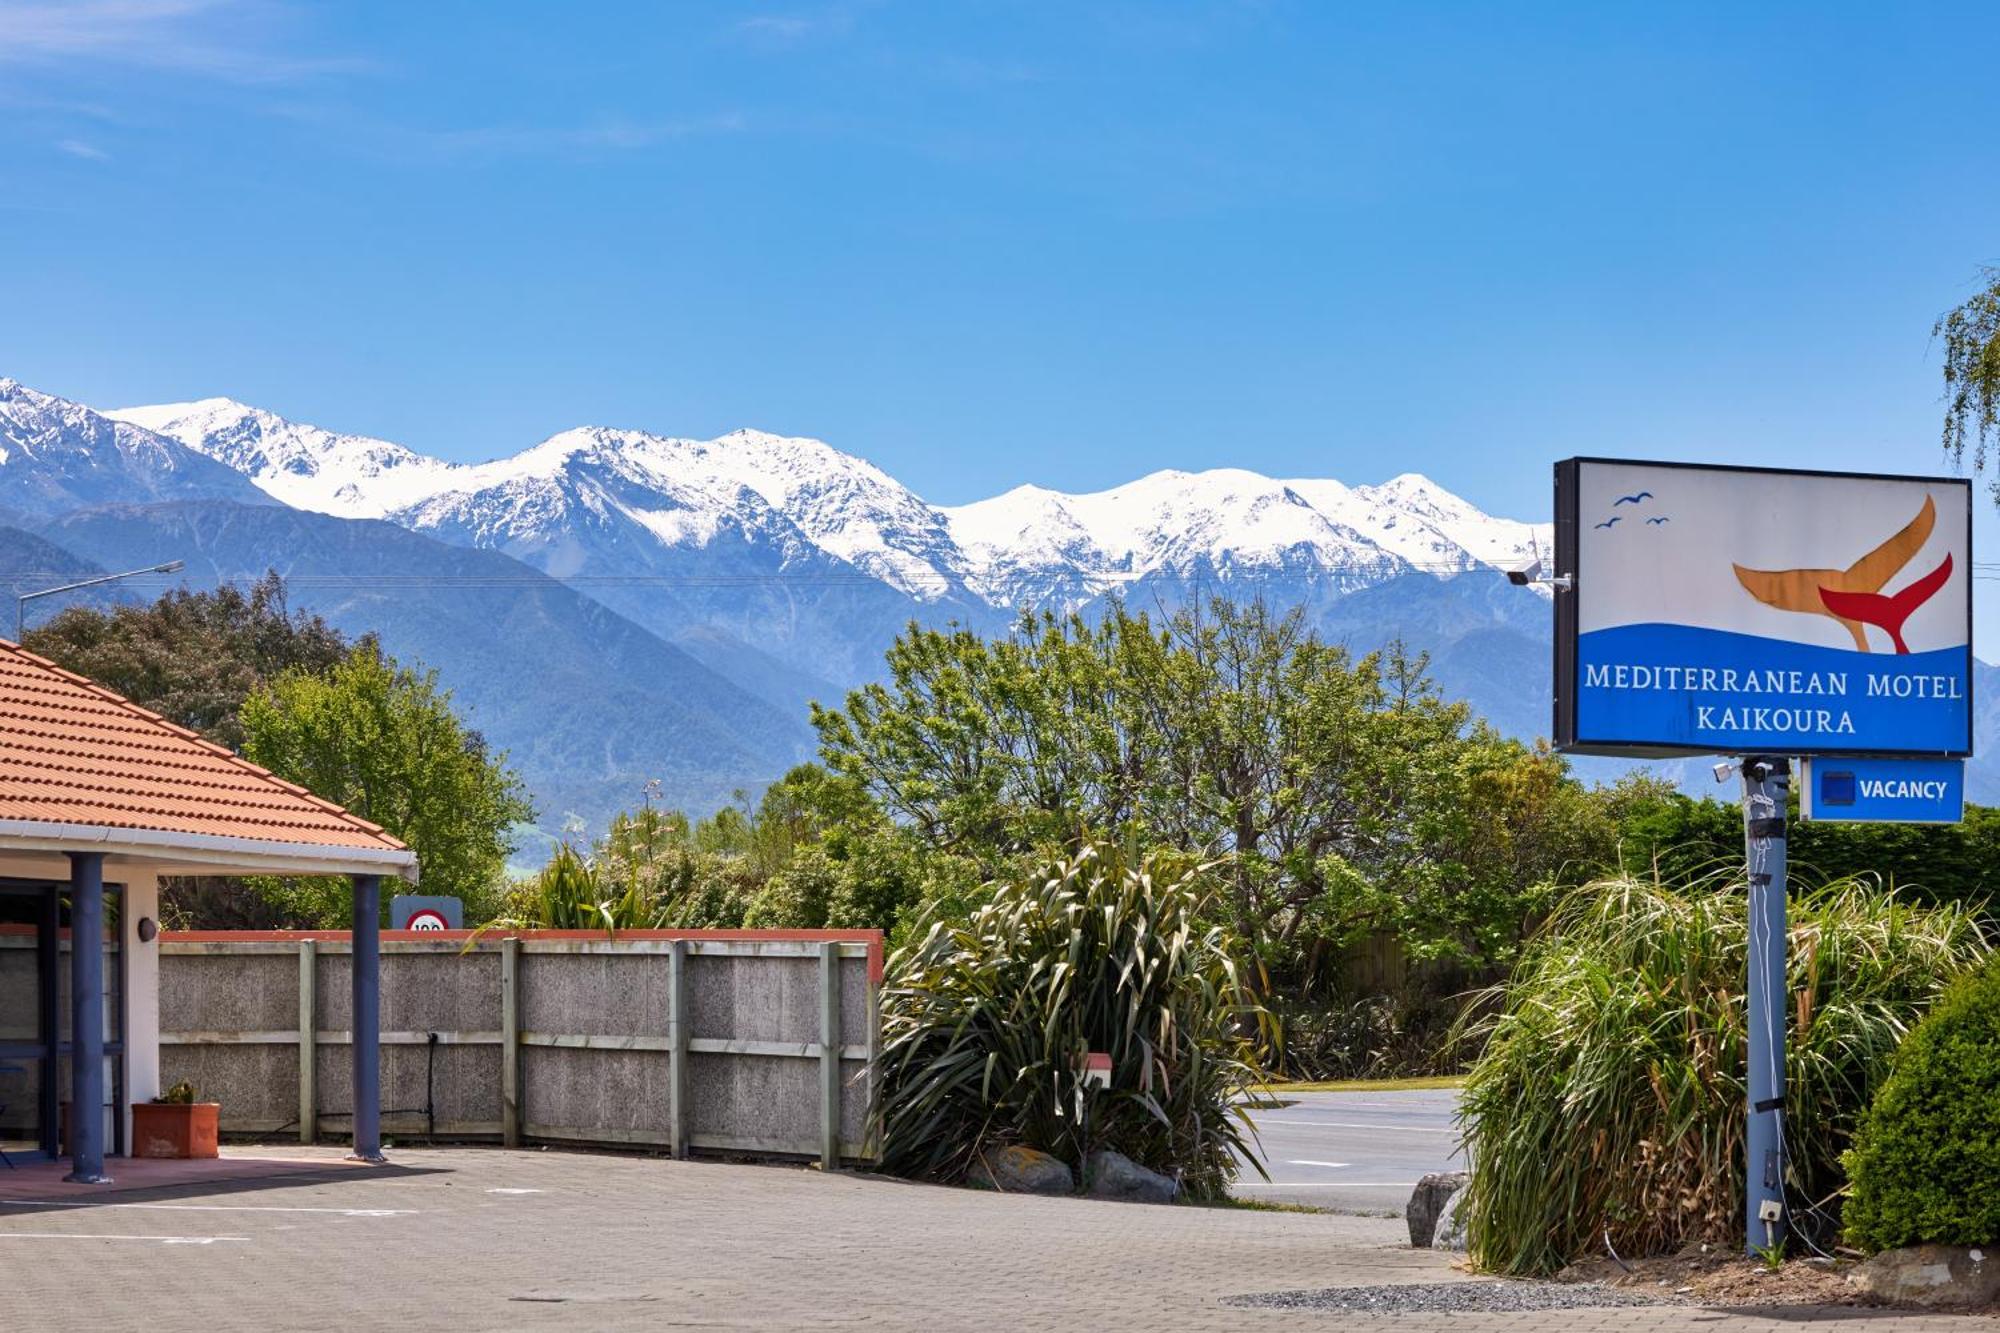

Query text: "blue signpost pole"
[350, 873, 385, 1164]
[64, 851, 110, 1184]
[1741, 758, 1789, 1255]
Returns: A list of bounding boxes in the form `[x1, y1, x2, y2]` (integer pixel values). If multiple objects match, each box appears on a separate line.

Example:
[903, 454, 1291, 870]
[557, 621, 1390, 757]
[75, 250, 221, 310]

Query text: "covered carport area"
[0, 638, 416, 1180]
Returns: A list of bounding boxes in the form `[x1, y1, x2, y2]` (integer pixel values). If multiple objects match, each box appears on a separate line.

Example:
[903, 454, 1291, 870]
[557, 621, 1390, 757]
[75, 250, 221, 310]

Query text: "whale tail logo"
[1731, 496, 1946, 653]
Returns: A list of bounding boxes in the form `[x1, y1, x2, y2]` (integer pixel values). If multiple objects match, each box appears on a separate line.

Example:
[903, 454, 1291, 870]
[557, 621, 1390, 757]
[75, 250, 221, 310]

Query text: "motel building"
[0, 639, 414, 1177]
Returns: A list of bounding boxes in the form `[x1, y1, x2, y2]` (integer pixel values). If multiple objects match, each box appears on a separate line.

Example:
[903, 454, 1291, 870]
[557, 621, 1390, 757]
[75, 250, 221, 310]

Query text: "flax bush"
[1459, 874, 1988, 1275]
[873, 842, 1269, 1200]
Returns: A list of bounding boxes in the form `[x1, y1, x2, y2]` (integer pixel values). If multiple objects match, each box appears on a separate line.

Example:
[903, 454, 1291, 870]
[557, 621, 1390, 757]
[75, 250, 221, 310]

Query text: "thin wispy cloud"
[739, 15, 818, 42]
[0, 89, 123, 120]
[257, 109, 752, 164]
[732, 3, 866, 47]
[55, 137, 111, 161]
[0, 0, 370, 84]
[424, 114, 746, 156]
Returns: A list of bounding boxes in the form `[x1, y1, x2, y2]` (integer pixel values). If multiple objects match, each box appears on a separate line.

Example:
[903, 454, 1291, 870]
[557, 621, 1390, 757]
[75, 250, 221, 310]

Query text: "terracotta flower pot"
[132, 1102, 220, 1159]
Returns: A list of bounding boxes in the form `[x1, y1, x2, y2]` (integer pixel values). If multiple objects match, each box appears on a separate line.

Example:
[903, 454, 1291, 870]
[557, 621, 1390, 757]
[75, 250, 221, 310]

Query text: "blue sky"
[3, 0, 1998, 530]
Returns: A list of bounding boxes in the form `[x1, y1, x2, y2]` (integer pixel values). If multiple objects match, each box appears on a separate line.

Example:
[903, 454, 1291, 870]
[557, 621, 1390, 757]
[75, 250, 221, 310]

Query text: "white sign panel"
[1554, 459, 1972, 757]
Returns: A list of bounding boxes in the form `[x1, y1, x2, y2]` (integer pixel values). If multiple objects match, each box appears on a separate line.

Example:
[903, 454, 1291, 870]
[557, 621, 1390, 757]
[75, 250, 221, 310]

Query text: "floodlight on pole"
[15, 559, 186, 641]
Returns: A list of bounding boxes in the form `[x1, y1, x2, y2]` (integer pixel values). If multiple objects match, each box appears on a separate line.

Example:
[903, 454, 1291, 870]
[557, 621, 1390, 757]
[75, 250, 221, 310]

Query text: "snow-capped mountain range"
[106, 395, 1551, 613]
[6, 374, 1618, 829]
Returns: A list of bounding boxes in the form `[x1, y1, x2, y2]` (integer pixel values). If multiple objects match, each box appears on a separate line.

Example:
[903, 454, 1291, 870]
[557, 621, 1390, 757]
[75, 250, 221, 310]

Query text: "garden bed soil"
[1553, 1250, 1877, 1309]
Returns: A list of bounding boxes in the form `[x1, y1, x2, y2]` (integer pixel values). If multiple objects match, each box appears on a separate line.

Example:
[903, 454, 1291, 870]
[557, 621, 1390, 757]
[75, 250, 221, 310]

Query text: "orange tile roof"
[0, 638, 408, 854]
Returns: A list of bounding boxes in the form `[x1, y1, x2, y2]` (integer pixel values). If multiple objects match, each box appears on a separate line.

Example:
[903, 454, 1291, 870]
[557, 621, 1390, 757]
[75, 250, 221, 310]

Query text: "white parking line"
[1284, 1160, 1351, 1169]
[0, 1231, 249, 1244]
[486, 1188, 542, 1195]
[1, 1199, 414, 1217]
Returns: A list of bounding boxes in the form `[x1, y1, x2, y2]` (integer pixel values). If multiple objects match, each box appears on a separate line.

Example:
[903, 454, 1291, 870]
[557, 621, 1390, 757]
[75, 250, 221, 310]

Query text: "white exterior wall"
[123, 870, 160, 1147]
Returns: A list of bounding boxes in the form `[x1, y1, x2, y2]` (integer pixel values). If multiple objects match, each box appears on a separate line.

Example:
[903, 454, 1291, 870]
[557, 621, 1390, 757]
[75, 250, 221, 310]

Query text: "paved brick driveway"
[1, 1146, 1991, 1331]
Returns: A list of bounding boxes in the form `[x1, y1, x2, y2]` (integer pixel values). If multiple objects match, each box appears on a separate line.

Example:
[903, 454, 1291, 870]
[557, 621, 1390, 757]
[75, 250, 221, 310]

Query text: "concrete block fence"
[157, 929, 883, 1166]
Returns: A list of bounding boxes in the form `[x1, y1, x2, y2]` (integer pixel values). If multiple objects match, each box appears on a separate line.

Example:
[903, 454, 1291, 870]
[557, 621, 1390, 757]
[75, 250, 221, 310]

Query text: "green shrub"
[1459, 874, 1988, 1275]
[502, 844, 647, 930]
[1843, 958, 2000, 1250]
[743, 847, 839, 928]
[873, 841, 1269, 1200]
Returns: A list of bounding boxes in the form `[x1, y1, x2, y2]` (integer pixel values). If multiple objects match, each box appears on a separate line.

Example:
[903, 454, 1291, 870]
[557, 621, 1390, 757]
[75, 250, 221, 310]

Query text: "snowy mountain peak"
[2, 382, 271, 510]
[107, 397, 455, 518]
[107, 386, 1548, 613]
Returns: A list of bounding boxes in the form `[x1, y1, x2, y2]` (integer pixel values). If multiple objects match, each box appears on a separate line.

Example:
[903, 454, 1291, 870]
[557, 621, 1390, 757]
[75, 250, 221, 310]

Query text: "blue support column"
[349, 873, 385, 1163]
[1741, 759, 1789, 1254]
[65, 851, 110, 1183]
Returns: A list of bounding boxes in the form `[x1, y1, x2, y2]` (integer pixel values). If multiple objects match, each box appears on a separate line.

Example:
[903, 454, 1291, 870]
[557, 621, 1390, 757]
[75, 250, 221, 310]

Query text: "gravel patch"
[1228, 1281, 1676, 1314]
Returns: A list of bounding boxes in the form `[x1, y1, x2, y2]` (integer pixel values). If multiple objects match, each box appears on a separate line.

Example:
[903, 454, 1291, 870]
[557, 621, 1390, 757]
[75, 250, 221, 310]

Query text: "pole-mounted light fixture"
[14, 560, 186, 640]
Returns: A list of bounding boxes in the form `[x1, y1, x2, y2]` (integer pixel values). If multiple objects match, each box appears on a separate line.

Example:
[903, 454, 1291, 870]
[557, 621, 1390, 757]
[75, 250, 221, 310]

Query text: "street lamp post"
[14, 560, 186, 640]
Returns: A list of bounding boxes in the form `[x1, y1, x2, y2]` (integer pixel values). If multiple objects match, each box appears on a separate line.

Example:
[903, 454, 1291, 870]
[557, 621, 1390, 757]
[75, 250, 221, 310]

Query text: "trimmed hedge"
[1843, 959, 2000, 1251]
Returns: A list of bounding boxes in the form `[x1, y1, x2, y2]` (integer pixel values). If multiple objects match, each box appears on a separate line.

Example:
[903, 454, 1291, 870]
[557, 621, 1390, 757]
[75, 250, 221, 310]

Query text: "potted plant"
[131, 1080, 220, 1159]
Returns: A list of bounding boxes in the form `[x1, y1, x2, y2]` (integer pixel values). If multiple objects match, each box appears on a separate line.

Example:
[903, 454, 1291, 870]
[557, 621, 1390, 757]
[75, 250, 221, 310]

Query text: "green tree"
[241, 645, 532, 914]
[23, 572, 353, 749]
[812, 598, 1606, 983]
[1938, 266, 2000, 487]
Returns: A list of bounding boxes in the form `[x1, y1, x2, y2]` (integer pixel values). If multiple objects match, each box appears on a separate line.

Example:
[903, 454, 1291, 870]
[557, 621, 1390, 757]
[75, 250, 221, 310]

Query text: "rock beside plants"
[1407, 1171, 1469, 1247]
[970, 1145, 1074, 1196]
[1432, 1184, 1470, 1251]
[1085, 1149, 1177, 1204]
[1848, 1246, 2000, 1308]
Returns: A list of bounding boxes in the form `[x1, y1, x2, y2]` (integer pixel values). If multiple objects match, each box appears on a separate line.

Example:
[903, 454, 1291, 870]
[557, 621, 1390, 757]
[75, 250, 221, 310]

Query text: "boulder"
[1407, 1171, 1470, 1247]
[1084, 1149, 1178, 1204]
[1431, 1184, 1471, 1251]
[969, 1145, 1074, 1196]
[1848, 1245, 2000, 1308]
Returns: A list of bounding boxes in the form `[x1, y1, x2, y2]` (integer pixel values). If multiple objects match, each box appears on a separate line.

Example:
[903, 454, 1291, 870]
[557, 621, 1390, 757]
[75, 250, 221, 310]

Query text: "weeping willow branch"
[1937, 266, 2000, 485]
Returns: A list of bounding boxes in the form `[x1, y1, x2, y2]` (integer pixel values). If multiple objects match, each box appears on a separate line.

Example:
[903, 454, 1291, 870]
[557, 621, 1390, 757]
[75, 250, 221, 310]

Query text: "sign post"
[1740, 758, 1789, 1254]
[1546, 458, 1973, 1256]
[390, 895, 463, 931]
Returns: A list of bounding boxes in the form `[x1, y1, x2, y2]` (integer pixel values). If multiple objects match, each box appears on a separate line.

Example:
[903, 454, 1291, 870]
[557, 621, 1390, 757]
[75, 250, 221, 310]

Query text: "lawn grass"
[1257, 1074, 1466, 1094]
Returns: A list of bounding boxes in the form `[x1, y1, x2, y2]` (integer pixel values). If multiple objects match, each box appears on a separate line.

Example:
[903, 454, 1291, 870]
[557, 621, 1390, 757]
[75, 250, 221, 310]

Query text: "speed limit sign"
[406, 909, 450, 931]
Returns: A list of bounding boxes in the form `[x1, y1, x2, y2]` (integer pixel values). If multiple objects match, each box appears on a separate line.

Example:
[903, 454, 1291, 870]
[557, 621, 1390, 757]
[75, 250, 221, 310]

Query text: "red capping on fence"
[161, 927, 890, 986]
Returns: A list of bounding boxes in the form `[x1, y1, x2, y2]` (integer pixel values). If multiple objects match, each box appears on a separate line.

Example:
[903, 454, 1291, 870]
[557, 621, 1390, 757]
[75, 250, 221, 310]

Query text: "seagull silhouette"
[1646, 516, 1670, 525]
[1594, 516, 1622, 529]
[1614, 491, 1654, 506]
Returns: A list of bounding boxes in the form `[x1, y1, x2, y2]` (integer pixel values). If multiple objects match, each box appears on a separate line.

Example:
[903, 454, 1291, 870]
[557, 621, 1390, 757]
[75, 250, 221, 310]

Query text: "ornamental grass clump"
[873, 842, 1269, 1201]
[1458, 874, 1987, 1276]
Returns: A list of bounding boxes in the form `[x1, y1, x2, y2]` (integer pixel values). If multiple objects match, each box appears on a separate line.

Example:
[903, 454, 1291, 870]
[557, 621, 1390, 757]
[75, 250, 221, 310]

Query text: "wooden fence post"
[298, 939, 316, 1145]
[819, 940, 841, 1170]
[864, 964, 881, 1160]
[500, 936, 521, 1148]
[668, 939, 689, 1159]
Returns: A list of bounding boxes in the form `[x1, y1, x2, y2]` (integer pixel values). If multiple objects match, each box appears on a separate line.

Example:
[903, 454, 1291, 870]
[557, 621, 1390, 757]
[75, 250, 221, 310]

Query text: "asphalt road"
[1230, 1088, 1465, 1215]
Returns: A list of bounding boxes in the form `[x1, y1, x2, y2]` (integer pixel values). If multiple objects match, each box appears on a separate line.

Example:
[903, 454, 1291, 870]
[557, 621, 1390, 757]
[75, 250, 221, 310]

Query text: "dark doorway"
[0, 879, 124, 1163]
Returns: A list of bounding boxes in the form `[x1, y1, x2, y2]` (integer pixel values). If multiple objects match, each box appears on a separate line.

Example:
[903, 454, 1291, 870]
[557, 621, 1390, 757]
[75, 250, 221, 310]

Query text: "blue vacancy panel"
[1800, 757, 1965, 824]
